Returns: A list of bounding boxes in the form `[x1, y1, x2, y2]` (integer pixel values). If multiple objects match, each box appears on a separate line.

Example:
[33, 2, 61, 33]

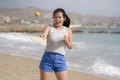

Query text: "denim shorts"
[39, 52, 67, 72]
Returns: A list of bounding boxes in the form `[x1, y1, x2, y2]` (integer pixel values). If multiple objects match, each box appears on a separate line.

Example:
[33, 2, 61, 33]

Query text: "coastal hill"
[0, 7, 52, 24]
[0, 7, 120, 29]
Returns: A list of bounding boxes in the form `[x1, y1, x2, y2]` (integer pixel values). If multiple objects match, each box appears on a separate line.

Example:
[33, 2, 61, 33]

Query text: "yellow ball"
[34, 11, 40, 17]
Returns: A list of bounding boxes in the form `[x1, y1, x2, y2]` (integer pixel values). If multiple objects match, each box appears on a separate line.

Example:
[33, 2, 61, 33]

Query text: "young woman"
[39, 8, 72, 80]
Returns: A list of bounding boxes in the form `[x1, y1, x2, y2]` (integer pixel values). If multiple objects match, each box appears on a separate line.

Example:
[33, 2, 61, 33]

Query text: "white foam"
[67, 61, 82, 71]
[91, 59, 120, 79]
[73, 41, 87, 49]
[0, 33, 33, 42]
[67, 62, 81, 68]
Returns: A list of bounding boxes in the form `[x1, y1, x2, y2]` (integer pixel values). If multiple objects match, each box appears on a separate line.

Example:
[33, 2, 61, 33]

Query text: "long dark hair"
[53, 8, 71, 27]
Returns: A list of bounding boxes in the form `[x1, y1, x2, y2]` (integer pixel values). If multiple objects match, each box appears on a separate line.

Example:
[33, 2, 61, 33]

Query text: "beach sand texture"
[0, 53, 107, 80]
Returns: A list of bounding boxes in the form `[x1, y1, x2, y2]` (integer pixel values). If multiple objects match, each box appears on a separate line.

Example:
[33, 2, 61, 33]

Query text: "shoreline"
[0, 25, 120, 34]
[0, 53, 107, 80]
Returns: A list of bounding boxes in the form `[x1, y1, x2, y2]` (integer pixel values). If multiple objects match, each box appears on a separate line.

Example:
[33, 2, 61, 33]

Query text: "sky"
[0, 0, 120, 17]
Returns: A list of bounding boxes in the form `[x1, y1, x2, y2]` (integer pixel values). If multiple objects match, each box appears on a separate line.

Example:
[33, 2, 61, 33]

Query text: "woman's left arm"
[64, 28, 73, 49]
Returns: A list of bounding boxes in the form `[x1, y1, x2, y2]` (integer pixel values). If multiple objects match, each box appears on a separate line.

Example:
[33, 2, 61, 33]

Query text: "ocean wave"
[67, 61, 82, 71]
[91, 58, 120, 79]
[0, 33, 33, 42]
[73, 41, 87, 49]
[67, 58, 120, 80]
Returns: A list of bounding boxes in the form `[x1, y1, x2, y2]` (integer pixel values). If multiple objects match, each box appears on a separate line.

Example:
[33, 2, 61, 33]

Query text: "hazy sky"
[0, 0, 120, 17]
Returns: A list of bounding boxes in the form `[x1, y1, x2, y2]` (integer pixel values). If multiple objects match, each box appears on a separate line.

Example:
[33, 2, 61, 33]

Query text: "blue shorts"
[39, 52, 67, 72]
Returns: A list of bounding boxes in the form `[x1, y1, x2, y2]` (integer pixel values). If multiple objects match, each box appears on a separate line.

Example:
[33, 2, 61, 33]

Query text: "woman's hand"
[64, 35, 68, 43]
[40, 34, 46, 40]
[64, 35, 72, 49]
[64, 28, 72, 49]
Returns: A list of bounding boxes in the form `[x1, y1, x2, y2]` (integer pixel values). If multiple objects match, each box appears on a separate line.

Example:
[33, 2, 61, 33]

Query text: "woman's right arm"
[40, 24, 50, 39]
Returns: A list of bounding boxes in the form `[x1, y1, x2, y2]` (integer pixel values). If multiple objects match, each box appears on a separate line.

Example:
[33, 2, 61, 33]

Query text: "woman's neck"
[54, 24, 63, 30]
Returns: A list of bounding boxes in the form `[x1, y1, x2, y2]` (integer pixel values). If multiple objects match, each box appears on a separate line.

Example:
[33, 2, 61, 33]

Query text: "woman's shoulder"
[44, 23, 54, 28]
[45, 23, 55, 29]
[65, 27, 72, 33]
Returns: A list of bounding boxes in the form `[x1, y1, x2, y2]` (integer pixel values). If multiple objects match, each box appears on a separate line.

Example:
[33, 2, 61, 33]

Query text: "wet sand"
[0, 53, 107, 80]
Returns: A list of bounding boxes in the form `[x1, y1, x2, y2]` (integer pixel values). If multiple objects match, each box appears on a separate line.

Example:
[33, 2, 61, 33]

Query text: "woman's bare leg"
[40, 69, 51, 80]
[55, 71, 67, 80]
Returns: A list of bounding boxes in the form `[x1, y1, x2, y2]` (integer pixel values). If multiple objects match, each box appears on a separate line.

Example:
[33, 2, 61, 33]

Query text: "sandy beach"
[0, 53, 107, 80]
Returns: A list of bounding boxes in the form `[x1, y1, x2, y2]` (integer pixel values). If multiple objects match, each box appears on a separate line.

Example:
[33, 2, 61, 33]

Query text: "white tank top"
[45, 24, 68, 55]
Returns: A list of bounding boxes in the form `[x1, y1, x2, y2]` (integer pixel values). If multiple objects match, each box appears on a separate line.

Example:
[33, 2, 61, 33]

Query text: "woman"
[39, 8, 72, 80]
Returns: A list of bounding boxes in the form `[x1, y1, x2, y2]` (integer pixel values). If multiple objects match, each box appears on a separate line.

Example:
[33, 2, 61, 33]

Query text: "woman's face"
[53, 12, 65, 27]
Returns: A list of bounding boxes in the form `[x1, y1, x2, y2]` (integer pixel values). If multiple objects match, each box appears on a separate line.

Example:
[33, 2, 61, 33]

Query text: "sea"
[0, 28, 120, 80]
